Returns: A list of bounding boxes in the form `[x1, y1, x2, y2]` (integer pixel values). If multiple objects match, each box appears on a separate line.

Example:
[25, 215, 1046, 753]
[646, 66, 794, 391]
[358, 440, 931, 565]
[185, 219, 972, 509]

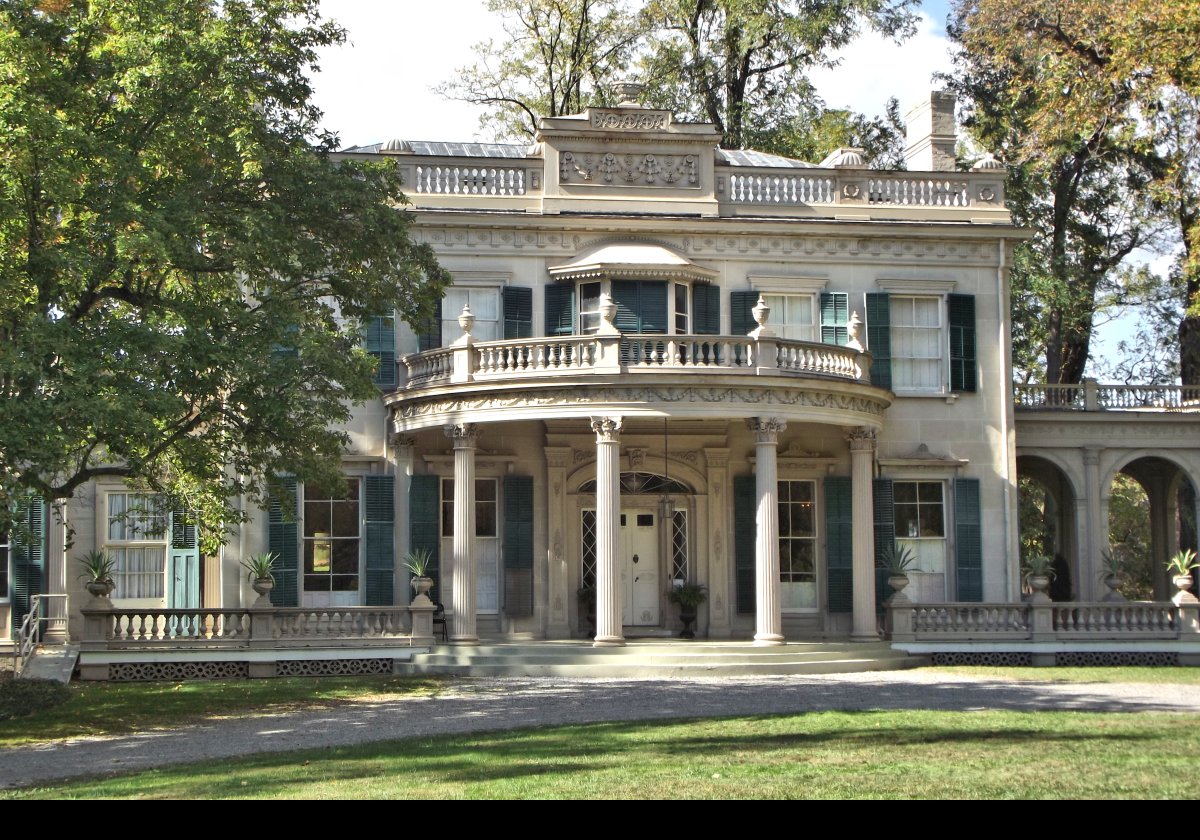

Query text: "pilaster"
[545, 446, 573, 638]
[390, 435, 416, 607]
[704, 448, 732, 638]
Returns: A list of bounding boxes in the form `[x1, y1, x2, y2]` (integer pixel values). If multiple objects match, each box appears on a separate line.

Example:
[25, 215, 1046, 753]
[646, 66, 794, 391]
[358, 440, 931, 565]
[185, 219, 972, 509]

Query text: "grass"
[924, 666, 1200, 684]
[0, 675, 444, 747]
[6, 709, 1199, 799]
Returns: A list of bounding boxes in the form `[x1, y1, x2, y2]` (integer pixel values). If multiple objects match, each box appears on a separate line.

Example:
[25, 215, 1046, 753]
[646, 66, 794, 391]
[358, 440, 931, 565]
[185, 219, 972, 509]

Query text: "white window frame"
[875, 278, 957, 395]
[574, 279, 694, 336]
[301, 477, 363, 602]
[893, 479, 948, 601]
[778, 479, 819, 612]
[443, 285, 502, 344]
[889, 295, 946, 393]
[761, 293, 818, 342]
[102, 491, 168, 605]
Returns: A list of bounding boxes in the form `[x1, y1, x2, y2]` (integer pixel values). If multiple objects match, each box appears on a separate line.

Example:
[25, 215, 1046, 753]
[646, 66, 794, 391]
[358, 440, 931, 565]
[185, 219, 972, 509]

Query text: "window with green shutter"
[948, 294, 977, 393]
[10, 496, 45, 633]
[366, 311, 396, 387]
[544, 284, 575, 336]
[267, 478, 299, 607]
[417, 297, 443, 351]
[733, 475, 756, 614]
[364, 475, 394, 606]
[730, 290, 758, 336]
[409, 474, 441, 603]
[865, 293, 892, 389]
[503, 475, 534, 617]
[820, 292, 849, 345]
[611, 280, 668, 333]
[873, 478, 895, 611]
[692, 284, 721, 334]
[825, 477, 853, 612]
[955, 478, 983, 601]
[502, 287, 533, 339]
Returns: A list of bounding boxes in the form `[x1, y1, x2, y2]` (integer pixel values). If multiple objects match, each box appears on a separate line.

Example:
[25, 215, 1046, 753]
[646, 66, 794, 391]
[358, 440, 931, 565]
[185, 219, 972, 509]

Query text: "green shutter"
[409, 474, 441, 603]
[949, 294, 977, 393]
[611, 281, 668, 333]
[872, 479, 895, 611]
[366, 311, 397, 387]
[503, 287, 533, 339]
[364, 475, 395, 606]
[865, 293, 892, 389]
[503, 475, 534, 617]
[10, 496, 46, 634]
[730, 290, 757, 336]
[693, 284, 721, 334]
[267, 478, 299, 607]
[544, 284, 575, 336]
[417, 297, 443, 351]
[955, 478, 983, 601]
[820, 292, 849, 345]
[168, 509, 201, 610]
[825, 477, 853, 613]
[733, 475, 756, 615]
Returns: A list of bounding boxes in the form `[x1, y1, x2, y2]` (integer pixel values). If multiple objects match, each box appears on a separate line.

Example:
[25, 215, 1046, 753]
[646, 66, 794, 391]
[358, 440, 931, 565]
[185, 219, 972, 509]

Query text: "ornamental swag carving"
[560, 151, 699, 187]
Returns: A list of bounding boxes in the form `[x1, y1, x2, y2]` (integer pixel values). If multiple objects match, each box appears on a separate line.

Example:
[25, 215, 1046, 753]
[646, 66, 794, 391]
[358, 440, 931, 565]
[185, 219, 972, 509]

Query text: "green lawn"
[6, 710, 1198, 799]
[0, 675, 444, 747]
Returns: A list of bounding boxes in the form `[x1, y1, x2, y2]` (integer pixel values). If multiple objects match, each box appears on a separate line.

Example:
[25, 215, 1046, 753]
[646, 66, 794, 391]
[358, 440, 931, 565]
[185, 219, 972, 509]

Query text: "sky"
[310, 0, 957, 149]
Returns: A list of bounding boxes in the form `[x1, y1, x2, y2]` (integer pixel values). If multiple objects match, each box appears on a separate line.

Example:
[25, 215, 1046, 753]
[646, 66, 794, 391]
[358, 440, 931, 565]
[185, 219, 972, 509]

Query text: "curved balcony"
[386, 331, 893, 432]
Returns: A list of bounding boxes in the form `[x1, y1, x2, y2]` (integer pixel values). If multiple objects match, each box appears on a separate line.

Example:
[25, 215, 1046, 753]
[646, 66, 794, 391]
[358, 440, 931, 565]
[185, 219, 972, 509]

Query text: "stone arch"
[566, 455, 708, 496]
[1016, 454, 1080, 600]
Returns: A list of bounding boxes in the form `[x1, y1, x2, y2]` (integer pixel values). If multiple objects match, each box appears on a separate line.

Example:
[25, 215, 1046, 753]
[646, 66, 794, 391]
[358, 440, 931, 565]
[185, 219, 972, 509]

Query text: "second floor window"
[891, 296, 943, 390]
[443, 287, 500, 342]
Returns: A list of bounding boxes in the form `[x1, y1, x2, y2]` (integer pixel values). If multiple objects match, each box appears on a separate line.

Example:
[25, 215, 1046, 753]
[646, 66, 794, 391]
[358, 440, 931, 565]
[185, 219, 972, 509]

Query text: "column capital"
[444, 423, 480, 448]
[704, 447, 730, 469]
[590, 416, 623, 442]
[1082, 446, 1103, 466]
[847, 426, 877, 452]
[390, 433, 416, 450]
[747, 417, 786, 444]
[544, 445, 573, 469]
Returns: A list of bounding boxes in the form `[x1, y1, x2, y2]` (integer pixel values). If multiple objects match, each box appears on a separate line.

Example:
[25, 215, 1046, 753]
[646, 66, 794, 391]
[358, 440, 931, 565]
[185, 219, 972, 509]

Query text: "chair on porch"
[432, 602, 448, 643]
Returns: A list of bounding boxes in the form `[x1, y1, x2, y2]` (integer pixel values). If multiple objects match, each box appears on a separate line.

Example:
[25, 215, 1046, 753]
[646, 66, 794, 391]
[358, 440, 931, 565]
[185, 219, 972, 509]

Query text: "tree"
[638, 0, 918, 154]
[945, 0, 1200, 384]
[0, 0, 450, 545]
[437, 0, 644, 141]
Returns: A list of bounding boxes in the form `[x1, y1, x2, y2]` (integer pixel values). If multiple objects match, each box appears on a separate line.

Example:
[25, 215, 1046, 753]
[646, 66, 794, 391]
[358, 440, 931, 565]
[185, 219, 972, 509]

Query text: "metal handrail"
[13, 593, 69, 676]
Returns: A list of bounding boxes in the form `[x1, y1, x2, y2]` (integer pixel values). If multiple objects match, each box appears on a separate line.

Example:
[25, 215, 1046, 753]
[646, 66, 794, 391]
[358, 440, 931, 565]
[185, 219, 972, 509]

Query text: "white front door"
[621, 510, 660, 625]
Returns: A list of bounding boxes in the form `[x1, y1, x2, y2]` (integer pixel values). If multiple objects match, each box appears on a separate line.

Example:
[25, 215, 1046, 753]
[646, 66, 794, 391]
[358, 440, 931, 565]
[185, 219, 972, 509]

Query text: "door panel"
[621, 510, 660, 625]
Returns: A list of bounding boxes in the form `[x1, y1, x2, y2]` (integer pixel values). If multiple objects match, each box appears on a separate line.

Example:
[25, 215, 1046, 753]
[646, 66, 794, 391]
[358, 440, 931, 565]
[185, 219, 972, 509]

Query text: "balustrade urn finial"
[458, 303, 475, 336]
[847, 310, 865, 351]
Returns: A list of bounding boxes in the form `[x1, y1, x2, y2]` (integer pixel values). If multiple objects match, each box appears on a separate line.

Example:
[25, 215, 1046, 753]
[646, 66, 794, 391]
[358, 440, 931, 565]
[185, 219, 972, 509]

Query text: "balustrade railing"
[404, 347, 454, 385]
[13, 594, 68, 676]
[1013, 383, 1083, 409]
[891, 600, 1196, 643]
[104, 609, 252, 644]
[1097, 384, 1200, 410]
[1052, 603, 1177, 636]
[726, 172, 834, 204]
[909, 604, 1029, 636]
[867, 175, 970, 207]
[1015, 380, 1200, 411]
[475, 336, 598, 375]
[272, 607, 410, 641]
[414, 165, 527, 196]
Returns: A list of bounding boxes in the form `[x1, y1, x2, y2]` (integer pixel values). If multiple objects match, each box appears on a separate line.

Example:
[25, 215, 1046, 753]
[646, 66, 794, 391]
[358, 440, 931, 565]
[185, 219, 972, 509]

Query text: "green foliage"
[1021, 554, 1056, 580]
[0, 0, 451, 548]
[1107, 474, 1154, 599]
[403, 548, 433, 578]
[877, 542, 916, 574]
[75, 549, 117, 583]
[0, 678, 71, 722]
[1166, 549, 1199, 576]
[239, 552, 277, 583]
[666, 580, 708, 609]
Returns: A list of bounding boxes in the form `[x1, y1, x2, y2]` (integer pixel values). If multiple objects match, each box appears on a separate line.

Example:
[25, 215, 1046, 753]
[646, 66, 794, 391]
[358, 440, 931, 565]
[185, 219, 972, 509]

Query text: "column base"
[450, 635, 479, 645]
[753, 633, 786, 646]
[593, 635, 625, 647]
[850, 631, 881, 642]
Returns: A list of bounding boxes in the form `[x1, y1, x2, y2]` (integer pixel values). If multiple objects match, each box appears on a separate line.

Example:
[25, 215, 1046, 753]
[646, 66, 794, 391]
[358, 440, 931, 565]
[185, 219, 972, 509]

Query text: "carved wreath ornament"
[560, 152, 699, 186]
[590, 112, 669, 130]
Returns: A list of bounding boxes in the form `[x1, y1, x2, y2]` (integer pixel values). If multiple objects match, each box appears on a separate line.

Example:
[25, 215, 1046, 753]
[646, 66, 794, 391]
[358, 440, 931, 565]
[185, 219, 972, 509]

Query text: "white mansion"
[24, 89, 1196, 664]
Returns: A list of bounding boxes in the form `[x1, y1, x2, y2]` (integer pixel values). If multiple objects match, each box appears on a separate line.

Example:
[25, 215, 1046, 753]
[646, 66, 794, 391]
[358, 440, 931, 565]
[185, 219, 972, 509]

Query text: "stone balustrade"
[890, 600, 1199, 643]
[719, 167, 1002, 212]
[1015, 379, 1200, 412]
[413, 164, 530, 196]
[402, 333, 870, 389]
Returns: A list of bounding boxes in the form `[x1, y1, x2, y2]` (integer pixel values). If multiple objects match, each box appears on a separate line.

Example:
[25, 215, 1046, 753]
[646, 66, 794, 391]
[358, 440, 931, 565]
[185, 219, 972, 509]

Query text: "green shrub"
[0, 678, 71, 721]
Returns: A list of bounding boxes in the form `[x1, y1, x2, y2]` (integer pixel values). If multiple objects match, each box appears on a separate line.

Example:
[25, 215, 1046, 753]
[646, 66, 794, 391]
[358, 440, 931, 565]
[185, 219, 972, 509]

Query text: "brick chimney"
[903, 91, 958, 172]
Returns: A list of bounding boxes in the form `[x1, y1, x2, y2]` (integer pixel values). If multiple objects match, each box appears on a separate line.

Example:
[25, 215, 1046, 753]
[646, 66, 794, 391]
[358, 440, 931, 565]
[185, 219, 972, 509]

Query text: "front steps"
[396, 640, 925, 678]
[18, 644, 80, 683]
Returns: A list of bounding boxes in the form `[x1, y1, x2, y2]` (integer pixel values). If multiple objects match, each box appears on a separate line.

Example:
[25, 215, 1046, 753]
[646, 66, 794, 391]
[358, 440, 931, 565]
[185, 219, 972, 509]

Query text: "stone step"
[396, 655, 924, 679]
[18, 643, 80, 683]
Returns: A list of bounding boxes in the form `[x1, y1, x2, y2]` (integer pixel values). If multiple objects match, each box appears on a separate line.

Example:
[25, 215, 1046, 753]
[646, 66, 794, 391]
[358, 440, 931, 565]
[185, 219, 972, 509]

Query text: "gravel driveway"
[2, 669, 1199, 790]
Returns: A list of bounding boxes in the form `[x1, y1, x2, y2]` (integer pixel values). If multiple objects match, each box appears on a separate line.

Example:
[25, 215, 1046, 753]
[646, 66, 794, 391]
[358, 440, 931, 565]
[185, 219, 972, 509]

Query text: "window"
[670, 509, 689, 583]
[106, 493, 167, 600]
[894, 481, 946, 575]
[441, 478, 500, 612]
[572, 279, 695, 335]
[303, 478, 360, 593]
[579, 281, 603, 334]
[674, 283, 689, 334]
[443, 287, 500, 342]
[778, 481, 817, 609]
[762, 294, 816, 341]
[891, 296, 943, 390]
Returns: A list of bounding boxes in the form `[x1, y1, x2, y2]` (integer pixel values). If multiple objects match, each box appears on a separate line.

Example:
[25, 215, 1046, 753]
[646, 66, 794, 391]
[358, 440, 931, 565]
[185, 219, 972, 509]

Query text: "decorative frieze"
[589, 110, 670, 131]
[560, 152, 699, 187]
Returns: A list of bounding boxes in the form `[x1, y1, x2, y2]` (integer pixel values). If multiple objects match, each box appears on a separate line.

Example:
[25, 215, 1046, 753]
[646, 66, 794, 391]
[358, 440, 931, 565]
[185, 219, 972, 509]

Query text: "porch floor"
[398, 639, 925, 678]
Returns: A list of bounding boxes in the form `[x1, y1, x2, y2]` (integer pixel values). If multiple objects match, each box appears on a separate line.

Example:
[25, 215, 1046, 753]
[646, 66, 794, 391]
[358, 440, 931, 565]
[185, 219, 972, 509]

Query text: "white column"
[704, 447, 732, 638]
[748, 417, 785, 646]
[849, 427, 879, 641]
[591, 416, 624, 647]
[447, 423, 479, 643]
[44, 500, 69, 644]
[1082, 446, 1104, 601]
[545, 446, 573, 639]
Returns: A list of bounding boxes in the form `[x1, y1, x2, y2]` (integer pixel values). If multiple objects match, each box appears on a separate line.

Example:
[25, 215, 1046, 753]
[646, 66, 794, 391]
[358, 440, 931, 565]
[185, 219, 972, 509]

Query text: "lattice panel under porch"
[275, 658, 393, 677]
[109, 661, 250, 681]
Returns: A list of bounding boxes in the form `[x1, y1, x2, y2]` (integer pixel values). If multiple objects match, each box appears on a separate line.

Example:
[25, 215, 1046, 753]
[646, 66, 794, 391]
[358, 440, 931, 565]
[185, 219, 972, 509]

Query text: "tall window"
[891, 296, 943, 390]
[106, 493, 167, 599]
[443, 287, 500, 342]
[778, 480, 817, 609]
[674, 283, 689, 334]
[670, 509, 689, 582]
[303, 479, 361, 593]
[762, 294, 816, 341]
[581, 509, 598, 588]
[441, 478, 500, 612]
[579, 281, 603, 334]
[894, 481, 946, 574]
[0, 526, 9, 603]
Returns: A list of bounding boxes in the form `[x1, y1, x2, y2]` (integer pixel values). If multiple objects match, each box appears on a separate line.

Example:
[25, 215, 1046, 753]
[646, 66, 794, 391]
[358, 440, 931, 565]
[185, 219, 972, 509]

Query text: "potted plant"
[667, 581, 708, 639]
[405, 548, 435, 601]
[877, 542, 917, 602]
[1022, 553, 1056, 601]
[1098, 550, 1126, 602]
[77, 549, 117, 599]
[577, 585, 596, 638]
[240, 551, 276, 605]
[1166, 549, 1199, 602]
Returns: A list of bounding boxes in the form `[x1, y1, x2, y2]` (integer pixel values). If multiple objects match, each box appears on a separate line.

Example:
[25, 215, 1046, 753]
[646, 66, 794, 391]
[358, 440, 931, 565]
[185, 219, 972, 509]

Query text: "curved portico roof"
[548, 241, 718, 283]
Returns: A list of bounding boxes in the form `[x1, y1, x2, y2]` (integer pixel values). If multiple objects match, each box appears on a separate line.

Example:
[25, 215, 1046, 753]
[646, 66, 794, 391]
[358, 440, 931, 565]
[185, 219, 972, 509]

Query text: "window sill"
[893, 390, 959, 405]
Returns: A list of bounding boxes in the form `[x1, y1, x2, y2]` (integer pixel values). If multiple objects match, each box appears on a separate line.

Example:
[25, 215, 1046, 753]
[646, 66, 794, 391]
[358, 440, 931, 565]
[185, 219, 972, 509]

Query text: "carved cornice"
[591, 416, 623, 442]
[747, 417, 787, 444]
[560, 151, 699, 188]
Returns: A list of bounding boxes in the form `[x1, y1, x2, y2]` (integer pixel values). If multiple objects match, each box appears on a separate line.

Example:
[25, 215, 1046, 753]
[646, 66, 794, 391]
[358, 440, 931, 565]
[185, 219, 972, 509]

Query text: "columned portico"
[591, 415, 624, 647]
[44, 500, 69, 644]
[749, 417, 785, 645]
[447, 423, 480, 643]
[849, 427, 879, 641]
